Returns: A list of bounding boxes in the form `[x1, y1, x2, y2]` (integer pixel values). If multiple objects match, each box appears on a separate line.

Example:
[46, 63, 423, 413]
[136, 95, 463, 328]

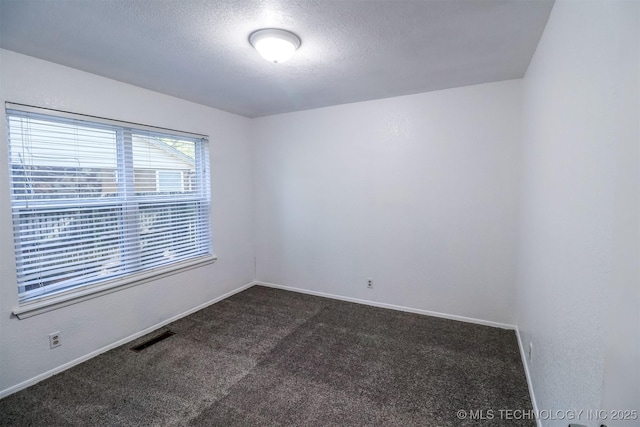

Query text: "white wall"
[517, 1, 639, 425]
[0, 50, 255, 395]
[253, 80, 522, 325]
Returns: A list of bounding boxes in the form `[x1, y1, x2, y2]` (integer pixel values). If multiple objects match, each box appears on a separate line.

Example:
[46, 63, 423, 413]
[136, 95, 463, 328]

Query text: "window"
[157, 170, 184, 192]
[6, 106, 212, 304]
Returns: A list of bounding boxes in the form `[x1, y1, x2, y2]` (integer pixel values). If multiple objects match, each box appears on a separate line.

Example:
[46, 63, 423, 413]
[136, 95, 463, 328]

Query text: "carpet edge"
[255, 281, 516, 330]
[0, 280, 259, 400]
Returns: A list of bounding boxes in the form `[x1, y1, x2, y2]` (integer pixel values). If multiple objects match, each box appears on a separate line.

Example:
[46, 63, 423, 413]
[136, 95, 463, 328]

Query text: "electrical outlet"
[528, 342, 533, 362]
[367, 279, 373, 289]
[49, 331, 61, 349]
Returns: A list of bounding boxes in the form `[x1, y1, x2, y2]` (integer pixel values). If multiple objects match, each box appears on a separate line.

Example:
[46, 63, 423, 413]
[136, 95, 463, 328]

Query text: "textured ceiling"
[0, 0, 554, 118]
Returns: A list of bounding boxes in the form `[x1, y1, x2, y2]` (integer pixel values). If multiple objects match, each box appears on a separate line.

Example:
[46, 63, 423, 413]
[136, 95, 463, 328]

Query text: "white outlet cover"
[49, 331, 61, 349]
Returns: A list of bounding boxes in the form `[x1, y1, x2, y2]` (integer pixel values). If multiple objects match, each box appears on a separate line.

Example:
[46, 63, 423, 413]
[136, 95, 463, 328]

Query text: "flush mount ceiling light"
[249, 28, 301, 64]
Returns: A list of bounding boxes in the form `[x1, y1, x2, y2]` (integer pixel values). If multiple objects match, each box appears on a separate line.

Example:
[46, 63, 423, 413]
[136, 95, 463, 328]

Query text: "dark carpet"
[0, 286, 533, 426]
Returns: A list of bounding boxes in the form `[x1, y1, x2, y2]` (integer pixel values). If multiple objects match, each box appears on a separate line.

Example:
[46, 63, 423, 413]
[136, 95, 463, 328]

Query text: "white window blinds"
[6, 107, 212, 303]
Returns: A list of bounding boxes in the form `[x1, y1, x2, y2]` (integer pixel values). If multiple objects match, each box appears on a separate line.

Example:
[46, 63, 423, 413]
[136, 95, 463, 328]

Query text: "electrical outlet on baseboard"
[367, 278, 373, 289]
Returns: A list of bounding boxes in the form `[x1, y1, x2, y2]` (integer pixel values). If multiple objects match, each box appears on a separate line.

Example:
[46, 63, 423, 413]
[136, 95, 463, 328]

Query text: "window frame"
[6, 103, 216, 318]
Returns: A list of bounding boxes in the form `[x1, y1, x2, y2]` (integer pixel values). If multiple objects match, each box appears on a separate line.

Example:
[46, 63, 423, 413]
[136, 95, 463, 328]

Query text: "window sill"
[12, 255, 217, 319]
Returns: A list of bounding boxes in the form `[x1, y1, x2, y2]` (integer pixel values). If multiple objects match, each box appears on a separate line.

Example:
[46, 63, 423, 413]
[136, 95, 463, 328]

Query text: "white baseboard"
[0, 281, 258, 400]
[256, 281, 516, 330]
[515, 327, 541, 427]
